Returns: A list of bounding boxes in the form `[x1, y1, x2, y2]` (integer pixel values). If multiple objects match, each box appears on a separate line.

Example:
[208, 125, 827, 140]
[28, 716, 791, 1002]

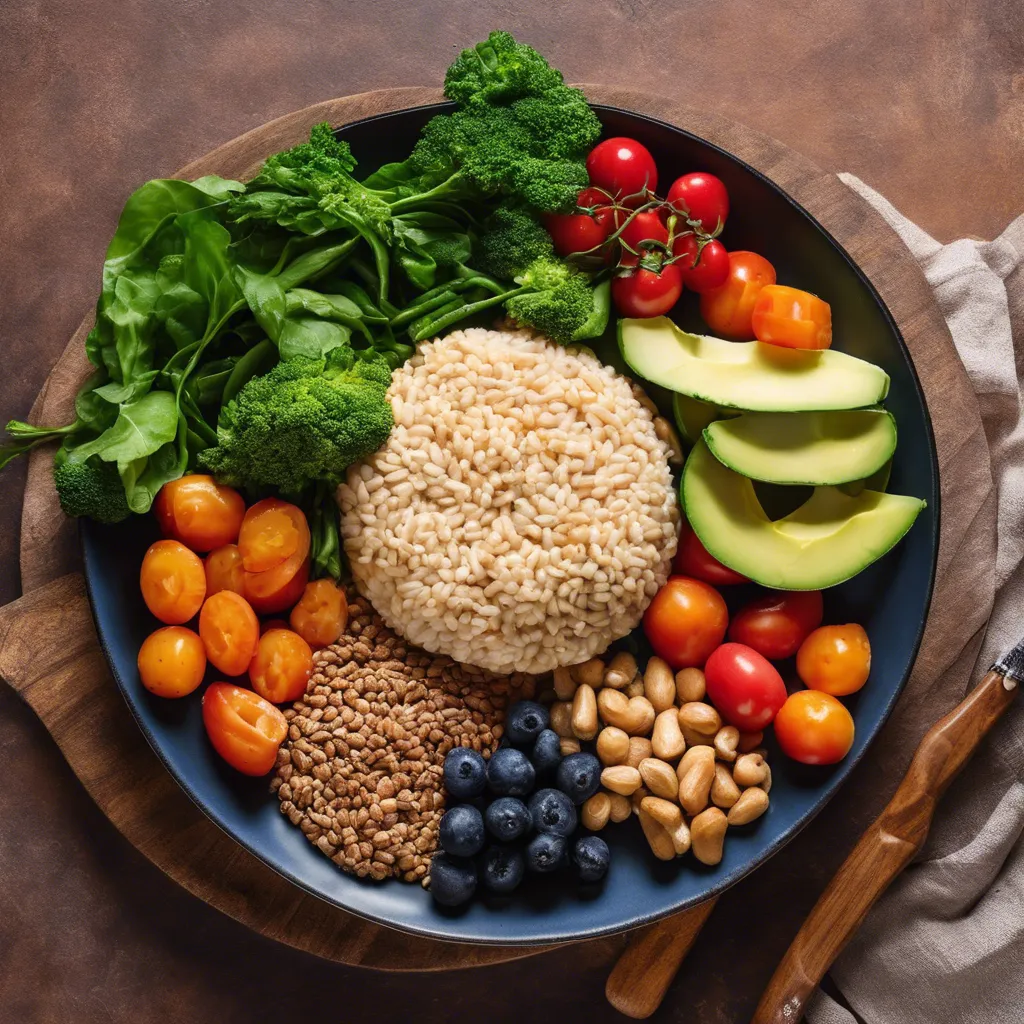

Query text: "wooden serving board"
[5, 86, 996, 972]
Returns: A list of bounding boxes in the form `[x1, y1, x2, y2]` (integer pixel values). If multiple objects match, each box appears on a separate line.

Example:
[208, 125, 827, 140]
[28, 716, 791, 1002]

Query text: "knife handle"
[751, 668, 1018, 1024]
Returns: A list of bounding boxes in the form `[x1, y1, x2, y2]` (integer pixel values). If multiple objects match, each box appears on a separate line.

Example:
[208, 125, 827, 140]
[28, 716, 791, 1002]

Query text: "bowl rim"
[82, 100, 940, 946]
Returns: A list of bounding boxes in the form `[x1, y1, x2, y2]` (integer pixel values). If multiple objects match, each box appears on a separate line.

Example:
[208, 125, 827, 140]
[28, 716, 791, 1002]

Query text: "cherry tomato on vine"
[729, 590, 824, 661]
[699, 251, 777, 339]
[154, 475, 245, 552]
[204, 543, 246, 598]
[674, 523, 749, 585]
[774, 690, 855, 765]
[290, 579, 349, 648]
[643, 576, 728, 669]
[618, 211, 669, 253]
[797, 624, 871, 696]
[202, 682, 288, 776]
[137, 626, 207, 698]
[545, 209, 611, 258]
[704, 643, 788, 731]
[140, 540, 207, 625]
[666, 173, 730, 233]
[248, 628, 314, 704]
[586, 138, 658, 202]
[612, 259, 683, 318]
[198, 590, 260, 676]
[752, 285, 833, 350]
[238, 498, 310, 573]
[671, 235, 730, 293]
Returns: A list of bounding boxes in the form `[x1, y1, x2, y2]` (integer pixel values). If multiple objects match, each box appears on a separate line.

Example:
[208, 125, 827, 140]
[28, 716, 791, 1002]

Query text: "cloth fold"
[805, 176, 1024, 1024]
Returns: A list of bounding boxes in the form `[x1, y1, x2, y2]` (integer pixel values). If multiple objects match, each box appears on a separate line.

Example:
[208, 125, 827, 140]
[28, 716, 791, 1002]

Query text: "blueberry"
[485, 797, 532, 842]
[443, 748, 487, 800]
[429, 853, 478, 907]
[486, 746, 536, 797]
[481, 845, 526, 894]
[528, 788, 578, 837]
[526, 832, 568, 873]
[572, 835, 611, 883]
[531, 729, 562, 778]
[505, 700, 550, 746]
[555, 752, 602, 804]
[438, 804, 485, 858]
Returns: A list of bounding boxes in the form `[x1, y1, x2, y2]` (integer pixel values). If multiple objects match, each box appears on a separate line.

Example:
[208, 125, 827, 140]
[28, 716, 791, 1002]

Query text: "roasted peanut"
[643, 657, 677, 713]
[678, 702, 722, 746]
[710, 763, 741, 809]
[550, 700, 574, 738]
[691, 807, 728, 865]
[604, 651, 638, 689]
[536, 687, 557, 706]
[597, 688, 628, 724]
[677, 745, 715, 815]
[625, 736, 654, 769]
[582, 791, 611, 831]
[675, 667, 707, 703]
[625, 679, 646, 699]
[596, 726, 631, 766]
[733, 752, 768, 787]
[641, 797, 691, 856]
[573, 658, 606, 688]
[601, 765, 643, 796]
[571, 683, 598, 740]
[654, 416, 684, 465]
[738, 730, 764, 753]
[553, 666, 576, 701]
[560, 737, 581, 756]
[728, 786, 769, 825]
[638, 807, 676, 861]
[651, 708, 686, 761]
[713, 725, 740, 762]
[598, 690, 656, 735]
[760, 764, 772, 795]
[608, 792, 632, 823]
[631, 786, 650, 814]
[639, 758, 680, 801]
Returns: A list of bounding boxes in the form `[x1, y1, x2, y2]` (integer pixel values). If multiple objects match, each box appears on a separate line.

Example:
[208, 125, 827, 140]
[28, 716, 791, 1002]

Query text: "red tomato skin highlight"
[729, 590, 824, 660]
[704, 643, 788, 731]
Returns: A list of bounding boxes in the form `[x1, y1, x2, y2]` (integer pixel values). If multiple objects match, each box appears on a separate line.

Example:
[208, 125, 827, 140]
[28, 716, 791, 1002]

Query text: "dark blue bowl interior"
[81, 104, 938, 944]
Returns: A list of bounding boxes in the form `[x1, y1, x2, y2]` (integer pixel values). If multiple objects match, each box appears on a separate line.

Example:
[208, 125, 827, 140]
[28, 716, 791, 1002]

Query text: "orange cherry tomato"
[642, 576, 728, 669]
[797, 624, 871, 696]
[238, 498, 310, 573]
[289, 579, 349, 648]
[699, 251, 776, 339]
[198, 590, 260, 676]
[751, 284, 832, 350]
[249, 629, 314, 704]
[204, 544, 246, 597]
[137, 626, 207, 698]
[140, 540, 207, 624]
[774, 690, 855, 765]
[202, 682, 288, 776]
[153, 475, 245, 552]
[244, 553, 311, 615]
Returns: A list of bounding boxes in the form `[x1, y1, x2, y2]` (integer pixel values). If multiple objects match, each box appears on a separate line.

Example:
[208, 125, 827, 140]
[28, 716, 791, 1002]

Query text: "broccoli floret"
[198, 347, 393, 494]
[475, 205, 555, 280]
[504, 259, 596, 344]
[443, 31, 564, 106]
[53, 449, 131, 523]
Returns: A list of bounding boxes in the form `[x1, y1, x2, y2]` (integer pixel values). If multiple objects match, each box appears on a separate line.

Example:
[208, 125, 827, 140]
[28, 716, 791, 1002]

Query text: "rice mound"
[337, 328, 679, 675]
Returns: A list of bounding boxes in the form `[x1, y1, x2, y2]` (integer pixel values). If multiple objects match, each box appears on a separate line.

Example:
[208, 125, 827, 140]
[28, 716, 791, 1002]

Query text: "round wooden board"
[12, 86, 996, 971]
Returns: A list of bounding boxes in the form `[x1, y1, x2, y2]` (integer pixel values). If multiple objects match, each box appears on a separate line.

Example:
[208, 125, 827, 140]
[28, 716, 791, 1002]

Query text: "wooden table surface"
[1, 2, 1021, 1021]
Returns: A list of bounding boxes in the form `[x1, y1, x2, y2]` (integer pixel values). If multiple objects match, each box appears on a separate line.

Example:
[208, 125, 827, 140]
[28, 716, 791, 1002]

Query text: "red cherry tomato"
[202, 682, 288, 776]
[244, 552, 311, 615]
[290, 579, 349, 648]
[729, 591, 824, 661]
[204, 543, 246, 597]
[751, 285, 833, 350]
[198, 590, 260, 676]
[137, 626, 207, 698]
[140, 540, 207, 625]
[666, 172, 730, 232]
[704, 642, 788, 731]
[612, 261, 683, 318]
[643, 576, 728, 669]
[699, 251, 777, 339]
[797, 624, 871, 696]
[618, 211, 669, 253]
[774, 690, 855, 765]
[674, 523, 749, 585]
[238, 498, 310, 573]
[586, 137, 658, 202]
[671, 235, 730, 293]
[545, 210, 612, 258]
[249, 628, 314, 704]
[154, 475, 245, 552]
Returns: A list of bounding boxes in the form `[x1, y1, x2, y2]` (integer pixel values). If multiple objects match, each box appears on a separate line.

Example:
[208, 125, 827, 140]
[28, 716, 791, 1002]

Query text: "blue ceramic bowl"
[82, 104, 938, 944]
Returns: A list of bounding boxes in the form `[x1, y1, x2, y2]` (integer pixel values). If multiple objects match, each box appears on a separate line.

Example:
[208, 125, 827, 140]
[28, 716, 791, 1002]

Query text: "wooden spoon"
[751, 657, 1021, 1024]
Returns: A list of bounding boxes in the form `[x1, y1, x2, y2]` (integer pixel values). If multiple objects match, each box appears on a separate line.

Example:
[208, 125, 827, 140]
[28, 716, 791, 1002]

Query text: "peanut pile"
[545, 652, 771, 865]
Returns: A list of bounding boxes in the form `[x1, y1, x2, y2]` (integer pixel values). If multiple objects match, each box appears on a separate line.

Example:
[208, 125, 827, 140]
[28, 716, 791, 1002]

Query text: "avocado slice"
[703, 409, 897, 486]
[620, 316, 889, 411]
[682, 439, 925, 590]
[672, 393, 738, 445]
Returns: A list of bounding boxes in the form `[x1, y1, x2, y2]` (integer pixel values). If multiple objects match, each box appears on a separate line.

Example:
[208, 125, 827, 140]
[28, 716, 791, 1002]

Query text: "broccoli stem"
[388, 172, 469, 214]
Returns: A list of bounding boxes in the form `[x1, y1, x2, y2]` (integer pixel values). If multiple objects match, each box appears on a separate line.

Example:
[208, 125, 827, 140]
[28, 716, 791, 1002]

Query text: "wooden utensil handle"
[751, 667, 1019, 1024]
[605, 897, 718, 1018]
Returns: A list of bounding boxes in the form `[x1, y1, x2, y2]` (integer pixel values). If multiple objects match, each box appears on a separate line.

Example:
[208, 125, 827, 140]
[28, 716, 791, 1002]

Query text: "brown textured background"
[1, 2, 1021, 1021]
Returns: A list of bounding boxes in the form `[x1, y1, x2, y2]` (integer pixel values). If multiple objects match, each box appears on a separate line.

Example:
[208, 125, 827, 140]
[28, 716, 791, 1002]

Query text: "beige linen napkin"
[805, 176, 1024, 1024]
